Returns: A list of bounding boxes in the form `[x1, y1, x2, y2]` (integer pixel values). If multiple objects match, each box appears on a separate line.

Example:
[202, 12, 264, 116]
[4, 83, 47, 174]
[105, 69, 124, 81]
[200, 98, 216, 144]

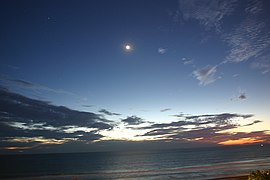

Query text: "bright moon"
[125, 45, 131, 50]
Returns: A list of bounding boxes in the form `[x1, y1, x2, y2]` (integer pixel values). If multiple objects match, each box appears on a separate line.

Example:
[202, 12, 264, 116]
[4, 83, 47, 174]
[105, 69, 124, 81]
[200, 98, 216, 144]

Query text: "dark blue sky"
[1, 0, 270, 153]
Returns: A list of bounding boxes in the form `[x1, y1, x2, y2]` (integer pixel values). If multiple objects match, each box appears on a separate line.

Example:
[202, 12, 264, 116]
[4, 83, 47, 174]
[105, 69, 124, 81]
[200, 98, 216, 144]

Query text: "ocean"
[1, 144, 270, 179]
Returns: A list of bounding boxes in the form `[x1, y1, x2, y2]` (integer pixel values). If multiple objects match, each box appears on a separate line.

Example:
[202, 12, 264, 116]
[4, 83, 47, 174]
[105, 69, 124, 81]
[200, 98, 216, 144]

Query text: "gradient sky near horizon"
[1, 0, 270, 153]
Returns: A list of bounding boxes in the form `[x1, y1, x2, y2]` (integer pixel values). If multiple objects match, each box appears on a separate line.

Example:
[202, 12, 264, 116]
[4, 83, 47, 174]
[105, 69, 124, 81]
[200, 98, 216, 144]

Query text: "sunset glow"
[218, 138, 264, 145]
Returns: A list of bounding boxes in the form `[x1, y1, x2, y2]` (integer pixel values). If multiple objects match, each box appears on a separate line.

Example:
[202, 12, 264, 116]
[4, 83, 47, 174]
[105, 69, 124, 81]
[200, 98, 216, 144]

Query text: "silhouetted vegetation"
[248, 170, 270, 180]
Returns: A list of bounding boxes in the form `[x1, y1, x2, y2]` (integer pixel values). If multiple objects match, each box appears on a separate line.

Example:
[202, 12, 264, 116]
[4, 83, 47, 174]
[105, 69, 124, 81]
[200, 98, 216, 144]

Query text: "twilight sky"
[1, 0, 270, 153]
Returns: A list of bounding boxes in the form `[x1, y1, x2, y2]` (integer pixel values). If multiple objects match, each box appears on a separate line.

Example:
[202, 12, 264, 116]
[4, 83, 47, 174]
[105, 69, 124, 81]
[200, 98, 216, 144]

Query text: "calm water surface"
[1, 144, 270, 179]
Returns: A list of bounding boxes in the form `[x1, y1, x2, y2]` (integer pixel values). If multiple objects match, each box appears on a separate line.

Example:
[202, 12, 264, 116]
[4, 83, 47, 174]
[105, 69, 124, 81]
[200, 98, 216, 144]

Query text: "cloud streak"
[160, 108, 171, 112]
[244, 120, 262, 126]
[99, 109, 121, 116]
[0, 76, 85, 102]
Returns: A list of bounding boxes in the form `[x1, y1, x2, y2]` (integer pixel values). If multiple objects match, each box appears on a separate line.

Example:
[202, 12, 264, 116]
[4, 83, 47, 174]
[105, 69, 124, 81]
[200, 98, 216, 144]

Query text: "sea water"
[1, 144, 270, 179]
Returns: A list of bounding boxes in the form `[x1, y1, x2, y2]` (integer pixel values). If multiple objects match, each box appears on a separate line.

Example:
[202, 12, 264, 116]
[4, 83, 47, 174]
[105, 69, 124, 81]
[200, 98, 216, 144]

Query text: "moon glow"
[125, 45, 131, 50]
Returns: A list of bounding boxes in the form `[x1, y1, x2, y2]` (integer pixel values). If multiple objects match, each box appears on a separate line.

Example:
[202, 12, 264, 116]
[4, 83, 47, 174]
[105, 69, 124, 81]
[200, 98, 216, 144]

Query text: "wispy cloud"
[8, 65, 20, 70]
[223, 18, 270, 63]
[0, 76, 76, 97]
[250, 54, 270, 74]
[220, 1, 270, 65]
[178, 0, 237, 31]
[178, 0, 270, 80]
[9, 79, 34, 87]
[0, 75, 89, 106]
[193, 65, 219, 85]
[99, 109, 121, 116]
[245, 0, 263, 15]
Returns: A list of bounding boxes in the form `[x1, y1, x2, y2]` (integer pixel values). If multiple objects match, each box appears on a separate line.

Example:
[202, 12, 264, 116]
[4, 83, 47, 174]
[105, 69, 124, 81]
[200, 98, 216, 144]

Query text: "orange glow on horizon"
[4, 146, 33, 150]
[218, 138, 264, 145]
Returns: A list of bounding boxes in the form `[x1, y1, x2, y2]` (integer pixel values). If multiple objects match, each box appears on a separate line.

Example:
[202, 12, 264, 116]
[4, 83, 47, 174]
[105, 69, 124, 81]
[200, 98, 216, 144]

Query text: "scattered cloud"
[1, 89, 269, 152]
[230, 90, 248, 101]
[122, 116, 145, 125]
[160, 108, 171, 112]
[137, 112, 270, 145]
[158, 48, 166, 54]
[182, 57, 194, 65]
[99, 109, 121, 116]
[193, 65, 219, 85]
[239, 93, 247, 100]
